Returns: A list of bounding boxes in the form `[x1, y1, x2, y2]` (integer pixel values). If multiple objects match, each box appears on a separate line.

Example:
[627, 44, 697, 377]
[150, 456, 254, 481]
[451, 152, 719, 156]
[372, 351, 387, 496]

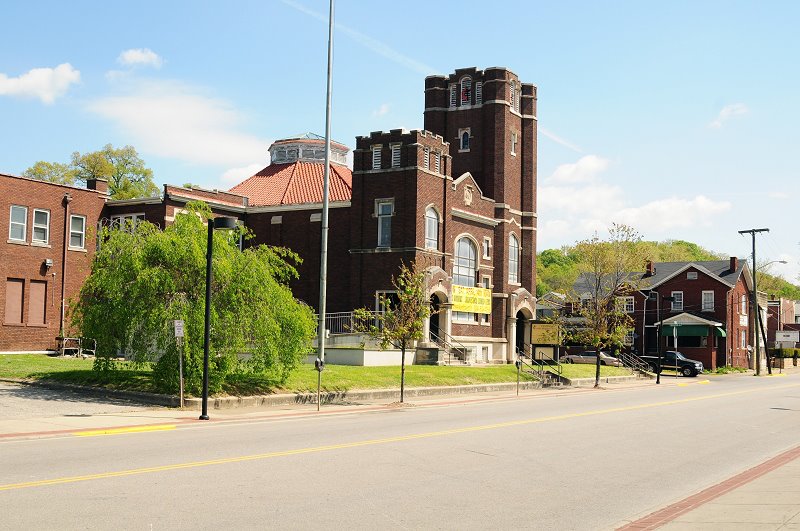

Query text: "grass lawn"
[0, 354, 632, 397]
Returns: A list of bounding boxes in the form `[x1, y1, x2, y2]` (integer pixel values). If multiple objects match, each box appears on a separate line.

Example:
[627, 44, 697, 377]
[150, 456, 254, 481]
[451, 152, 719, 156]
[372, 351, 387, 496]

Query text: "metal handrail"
[430, 330, 471, 365]
[618, 351, 651, 376]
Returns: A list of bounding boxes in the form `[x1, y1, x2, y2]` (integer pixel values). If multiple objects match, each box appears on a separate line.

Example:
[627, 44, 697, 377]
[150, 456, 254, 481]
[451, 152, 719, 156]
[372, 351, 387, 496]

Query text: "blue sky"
[1, 1, 798, 282]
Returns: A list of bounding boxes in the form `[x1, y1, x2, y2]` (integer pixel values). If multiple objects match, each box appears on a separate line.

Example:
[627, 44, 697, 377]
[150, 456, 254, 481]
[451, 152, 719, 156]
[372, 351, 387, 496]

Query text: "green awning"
[661, 324, 712, 337]
[714, 326, 727, 337]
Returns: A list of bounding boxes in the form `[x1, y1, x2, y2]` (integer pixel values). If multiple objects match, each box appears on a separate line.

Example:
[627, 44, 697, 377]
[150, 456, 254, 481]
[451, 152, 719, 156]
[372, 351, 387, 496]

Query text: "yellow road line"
[73, 425, 176, 437]
[678, 380, 711, 387]
[765, 373, 787, 378]
[3, 382, 797, 493]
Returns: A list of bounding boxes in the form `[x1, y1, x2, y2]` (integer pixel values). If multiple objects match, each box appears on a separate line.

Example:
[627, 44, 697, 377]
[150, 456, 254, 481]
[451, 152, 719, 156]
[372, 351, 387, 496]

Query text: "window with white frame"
[687, 271, 698, 280]
[741, 294, 747, 315]
[671, 291, 683, 311]
[618, 296, 635, 313]
[482, 237, 491, 259]
[423, 147, 430, 170]
[459, 128, 470, 151]
[111, 213, 144, 232]
[508, 234, 520, 284]
[460, 77, 471, 105]
[624, 330, 634, 345]
[481, 276, 491, 323]
[32, 209, 50, 244]
[9, 205, 27, 241]
[740, 329, 746, 349]
[70, 215, 86, 249]
[449, 84, 457, 108]
[376, 199, 393, 247]
[475, 82, 482, 104]
[390, 143, 401, 168]
[371, 145, 382, 170]
[510, 132, 518, 155]
[453, 237, 478, 322]
[702, 290, 714, 312]
[424, 207, 439, 250]
[434, 151, 441, 174]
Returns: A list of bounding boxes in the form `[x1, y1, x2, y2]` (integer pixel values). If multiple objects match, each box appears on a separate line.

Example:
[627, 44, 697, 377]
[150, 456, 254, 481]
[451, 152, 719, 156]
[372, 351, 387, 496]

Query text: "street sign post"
[174, 320, 185, 408]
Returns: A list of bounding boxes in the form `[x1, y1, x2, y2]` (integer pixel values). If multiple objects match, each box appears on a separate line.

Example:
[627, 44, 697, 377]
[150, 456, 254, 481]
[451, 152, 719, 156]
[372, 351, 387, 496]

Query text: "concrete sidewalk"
[620, 444, 800, 530]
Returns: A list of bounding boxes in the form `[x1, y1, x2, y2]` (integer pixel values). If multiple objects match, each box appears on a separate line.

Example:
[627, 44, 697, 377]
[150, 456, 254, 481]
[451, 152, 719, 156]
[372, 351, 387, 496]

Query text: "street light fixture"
[199, 216, 238, 421]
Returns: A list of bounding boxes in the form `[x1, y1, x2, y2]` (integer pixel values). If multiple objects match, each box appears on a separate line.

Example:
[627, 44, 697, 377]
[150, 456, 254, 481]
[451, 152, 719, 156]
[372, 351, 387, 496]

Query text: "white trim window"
[110, 213, 144, 232]
[481, 276, 491, 324]
[510, 132, 518, 155]
[671, 291, 683, 311]
[475, 82, 483, 104]
[624, 330, 635, 345]
[740, 329, 746, 350]
[702, 290, 714, 312]
[371, 145, 382, 170]
[482, 237, 491, 260]
[460, 77, 472, 105]
[390, 143, 401, 168]
[70, 215, 86, 249]
[32, 209, 50, 244]
[9, 205, 28, 241]
[618, 296, 635, 313]
[449, 84, 457, 108]
[741, 294, 747, 315]
[423, 147, 430, 170]
[424, 207, 439, 250]
[376, 199, 393, 248]
[434, 151, 441, 174]
[508, 234, 520, 284]
[453, 237, 478, 322]
[687, 271, 698, 280]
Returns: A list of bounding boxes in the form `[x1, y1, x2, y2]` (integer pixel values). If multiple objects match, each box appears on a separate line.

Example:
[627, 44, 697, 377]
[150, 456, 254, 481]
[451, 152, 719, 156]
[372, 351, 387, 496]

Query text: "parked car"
[640, 350, 703, 377]
[562, 351, 622, 366]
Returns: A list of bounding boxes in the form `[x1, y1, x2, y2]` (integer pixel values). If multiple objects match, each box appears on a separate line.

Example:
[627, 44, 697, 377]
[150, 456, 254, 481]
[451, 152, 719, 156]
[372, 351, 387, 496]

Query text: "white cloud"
[372, 103, 390, 117]
[0, 63, 80, 104]
[88, 79, 269, 168]
[768, 191, 789, 200]
[117, 48, 163, 68]
[539, 155, 733, 249]
[709, 103, 748, 129]
[222, 162, 265, 185]
[539, 127, 584, 153]
[547, 155, 609, 184]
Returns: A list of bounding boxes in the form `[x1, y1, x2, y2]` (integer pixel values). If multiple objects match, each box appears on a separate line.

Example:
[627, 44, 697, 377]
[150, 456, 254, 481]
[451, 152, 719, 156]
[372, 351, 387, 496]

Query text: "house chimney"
[86, 178, 109, 195]
[646, 260, 655, 276]
[729, 256, 738, 273]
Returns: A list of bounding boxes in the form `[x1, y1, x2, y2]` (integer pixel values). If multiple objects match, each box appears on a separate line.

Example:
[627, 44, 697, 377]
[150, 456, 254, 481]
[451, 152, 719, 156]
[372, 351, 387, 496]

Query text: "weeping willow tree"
[70, 201, 316, 395]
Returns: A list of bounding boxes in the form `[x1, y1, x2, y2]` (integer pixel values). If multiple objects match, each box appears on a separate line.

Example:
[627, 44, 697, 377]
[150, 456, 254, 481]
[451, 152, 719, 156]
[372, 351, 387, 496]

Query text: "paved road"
[2, 374, 799, 530]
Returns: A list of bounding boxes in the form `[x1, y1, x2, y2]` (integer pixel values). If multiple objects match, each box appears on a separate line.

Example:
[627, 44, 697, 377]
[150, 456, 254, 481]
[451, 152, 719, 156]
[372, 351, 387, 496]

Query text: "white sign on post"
[776, 331, 799, 343]
[174, 320, 185, 338]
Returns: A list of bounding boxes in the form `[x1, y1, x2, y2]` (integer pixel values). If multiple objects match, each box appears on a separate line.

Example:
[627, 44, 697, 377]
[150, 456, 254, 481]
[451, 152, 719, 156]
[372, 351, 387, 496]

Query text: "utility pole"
[738, 228, 769, 376]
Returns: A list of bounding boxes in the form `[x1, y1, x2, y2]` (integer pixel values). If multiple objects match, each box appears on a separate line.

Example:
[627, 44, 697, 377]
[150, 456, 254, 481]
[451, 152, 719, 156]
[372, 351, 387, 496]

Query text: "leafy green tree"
[353, 261, 430, 403]
[70, 201, 316, 395]
[570, 224, 648, 388]
[72, 144, 158, 199]
[22, 161, 79, 186]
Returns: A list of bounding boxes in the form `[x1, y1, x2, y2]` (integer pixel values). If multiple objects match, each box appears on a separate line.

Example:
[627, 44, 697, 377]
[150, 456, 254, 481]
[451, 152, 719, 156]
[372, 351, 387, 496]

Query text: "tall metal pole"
[200, 221, 214, 420]
[317, 0, 335, 365]
[656, 292, 662, 384]
[739, 228, 768, 376]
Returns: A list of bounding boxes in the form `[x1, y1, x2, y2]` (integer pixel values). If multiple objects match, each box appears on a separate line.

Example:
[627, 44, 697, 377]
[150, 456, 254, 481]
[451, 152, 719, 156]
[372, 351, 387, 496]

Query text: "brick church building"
[1, 66, 539, 364]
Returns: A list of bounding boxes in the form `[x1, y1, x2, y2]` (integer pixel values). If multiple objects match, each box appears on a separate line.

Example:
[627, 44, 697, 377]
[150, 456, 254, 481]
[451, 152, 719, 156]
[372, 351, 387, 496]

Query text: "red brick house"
[632, 258, 753, 370]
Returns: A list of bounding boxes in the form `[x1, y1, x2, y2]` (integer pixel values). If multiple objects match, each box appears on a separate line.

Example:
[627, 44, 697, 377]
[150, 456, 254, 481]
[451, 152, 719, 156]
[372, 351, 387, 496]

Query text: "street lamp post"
[200, 216, 238, 421]
[655, 293, 675, 385]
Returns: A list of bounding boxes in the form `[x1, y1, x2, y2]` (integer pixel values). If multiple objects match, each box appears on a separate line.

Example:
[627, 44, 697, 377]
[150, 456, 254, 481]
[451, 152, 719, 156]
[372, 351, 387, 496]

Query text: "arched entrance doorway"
[430, 294, 442, 342]
[515, 310, 529, 357]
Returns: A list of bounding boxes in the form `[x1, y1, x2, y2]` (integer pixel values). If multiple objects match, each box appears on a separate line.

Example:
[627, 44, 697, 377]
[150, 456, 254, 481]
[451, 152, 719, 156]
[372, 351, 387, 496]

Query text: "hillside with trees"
[537, 239, 800, 299]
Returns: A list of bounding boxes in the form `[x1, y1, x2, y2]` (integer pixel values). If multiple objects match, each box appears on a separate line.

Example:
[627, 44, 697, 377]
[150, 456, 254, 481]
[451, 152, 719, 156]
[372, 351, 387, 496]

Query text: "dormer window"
[460, 77, 472, 105]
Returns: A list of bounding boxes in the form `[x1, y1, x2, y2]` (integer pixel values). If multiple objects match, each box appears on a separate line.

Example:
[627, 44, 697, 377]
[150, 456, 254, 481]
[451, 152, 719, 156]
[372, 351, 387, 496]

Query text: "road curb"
[1, 375, 643, 410]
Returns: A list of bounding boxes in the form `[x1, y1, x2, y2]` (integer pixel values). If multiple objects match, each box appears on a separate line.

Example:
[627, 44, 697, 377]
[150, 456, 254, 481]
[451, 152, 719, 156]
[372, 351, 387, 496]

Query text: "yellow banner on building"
[531, 323, 560, 345]
[451, 285, 492, 314]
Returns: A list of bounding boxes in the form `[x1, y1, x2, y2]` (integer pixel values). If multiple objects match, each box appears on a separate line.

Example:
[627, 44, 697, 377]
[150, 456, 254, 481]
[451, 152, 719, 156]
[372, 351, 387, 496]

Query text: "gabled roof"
[229, 161, 352, 207]
[641, 259, 749, 290]
[660, 312, 722, 327]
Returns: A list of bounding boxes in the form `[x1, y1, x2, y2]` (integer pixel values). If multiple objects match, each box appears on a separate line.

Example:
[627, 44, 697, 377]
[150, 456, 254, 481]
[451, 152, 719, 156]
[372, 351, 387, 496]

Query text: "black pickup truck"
[640, 350, 704, 377]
